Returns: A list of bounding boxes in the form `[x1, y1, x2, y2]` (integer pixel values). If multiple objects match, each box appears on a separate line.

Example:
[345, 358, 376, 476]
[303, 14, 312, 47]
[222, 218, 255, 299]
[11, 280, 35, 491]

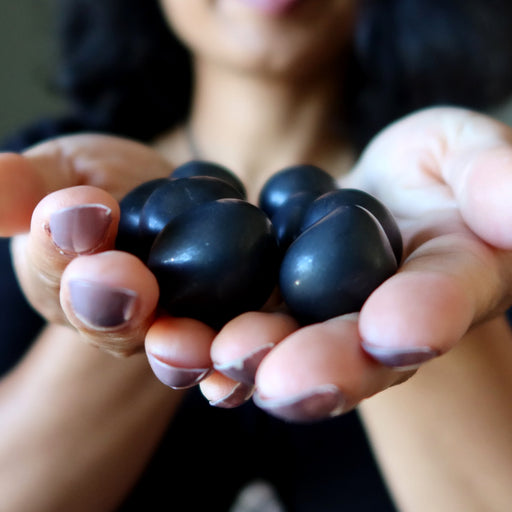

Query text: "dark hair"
[51, 0, 512, 149]
[56, 0, 192, 141]
[349, 0, 512, 147]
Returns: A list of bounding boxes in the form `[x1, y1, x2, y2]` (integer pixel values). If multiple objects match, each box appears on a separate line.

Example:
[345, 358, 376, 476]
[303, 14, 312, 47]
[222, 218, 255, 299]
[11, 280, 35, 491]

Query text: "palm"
[3, 108, 512, 421]
[201, 107, 512, 420]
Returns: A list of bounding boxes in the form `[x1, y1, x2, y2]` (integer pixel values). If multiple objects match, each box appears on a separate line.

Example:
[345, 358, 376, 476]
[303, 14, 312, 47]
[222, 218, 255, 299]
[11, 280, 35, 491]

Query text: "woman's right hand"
[1, 134, 216, 362]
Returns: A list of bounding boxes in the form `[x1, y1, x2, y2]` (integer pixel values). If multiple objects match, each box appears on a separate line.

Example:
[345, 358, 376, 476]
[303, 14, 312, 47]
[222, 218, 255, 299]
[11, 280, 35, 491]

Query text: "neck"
[156, 58, 353, 201]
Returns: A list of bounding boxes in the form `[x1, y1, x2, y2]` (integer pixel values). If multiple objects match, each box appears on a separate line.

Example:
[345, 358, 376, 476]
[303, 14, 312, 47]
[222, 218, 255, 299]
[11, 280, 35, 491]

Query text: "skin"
[2, 0, 512, 508]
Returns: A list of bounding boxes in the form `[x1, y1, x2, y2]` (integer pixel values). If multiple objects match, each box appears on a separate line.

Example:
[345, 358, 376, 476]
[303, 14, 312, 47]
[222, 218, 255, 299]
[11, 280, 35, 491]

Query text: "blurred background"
[0, 0, 65, 141]
[1, 1, 512, 144]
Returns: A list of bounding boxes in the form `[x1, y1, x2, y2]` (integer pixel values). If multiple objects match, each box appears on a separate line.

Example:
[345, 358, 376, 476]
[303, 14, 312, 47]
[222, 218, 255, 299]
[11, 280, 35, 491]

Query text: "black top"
[0, 119, 398, 511]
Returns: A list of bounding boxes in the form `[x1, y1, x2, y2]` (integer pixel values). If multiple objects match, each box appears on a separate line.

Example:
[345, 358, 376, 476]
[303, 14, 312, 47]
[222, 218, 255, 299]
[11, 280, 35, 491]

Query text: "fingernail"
[68, 280, 138, 329]
[147, 353, 211, 389]
[253, 385, 345, 423]
[361, 342, 439, 370]
[209, 382, 255, 408]
[213, 343, 274, 386]
[49, 204, 112, 254]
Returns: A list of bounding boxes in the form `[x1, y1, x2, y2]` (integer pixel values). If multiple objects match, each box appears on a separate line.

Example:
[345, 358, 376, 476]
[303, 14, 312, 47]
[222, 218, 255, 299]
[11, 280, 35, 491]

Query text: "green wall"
[0, 0, 65, 141]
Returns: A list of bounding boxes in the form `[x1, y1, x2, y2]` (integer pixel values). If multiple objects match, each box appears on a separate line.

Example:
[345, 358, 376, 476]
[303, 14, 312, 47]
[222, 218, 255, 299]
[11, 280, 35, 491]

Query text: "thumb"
[442, 143, 512, 250]
[0, 153, 46, 236]
[0, 134, 173, 237]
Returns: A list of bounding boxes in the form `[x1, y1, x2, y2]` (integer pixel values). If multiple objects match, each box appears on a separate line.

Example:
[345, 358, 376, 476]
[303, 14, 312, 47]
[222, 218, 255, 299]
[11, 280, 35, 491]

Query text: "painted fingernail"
[209, 382, 255, 408]
[253, 385, 345, 423]
[361, 342, 439, 370]
[213, 343, 274, 386]
[49, 204, 112, 254]
[147, 353, 211, 389]
[68, 280, 138, 329]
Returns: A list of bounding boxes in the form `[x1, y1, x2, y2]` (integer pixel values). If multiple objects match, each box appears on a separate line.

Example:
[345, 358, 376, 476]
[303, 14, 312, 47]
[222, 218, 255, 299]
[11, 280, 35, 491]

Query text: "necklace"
[185, 123, 202, 160]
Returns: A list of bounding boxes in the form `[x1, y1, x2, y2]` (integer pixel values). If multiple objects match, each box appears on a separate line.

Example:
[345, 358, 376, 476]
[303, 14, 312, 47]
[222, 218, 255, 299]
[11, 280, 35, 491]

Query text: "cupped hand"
[2, 135, 179, 356]
[198, 107, 512, 421]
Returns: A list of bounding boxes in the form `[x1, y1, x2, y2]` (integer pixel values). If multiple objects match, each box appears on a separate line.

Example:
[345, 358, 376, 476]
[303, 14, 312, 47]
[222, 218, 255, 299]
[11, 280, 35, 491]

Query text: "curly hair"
[41, 0, 512, 149]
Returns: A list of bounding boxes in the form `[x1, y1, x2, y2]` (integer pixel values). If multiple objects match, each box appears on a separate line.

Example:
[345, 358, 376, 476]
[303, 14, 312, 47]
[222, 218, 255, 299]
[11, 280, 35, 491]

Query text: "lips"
[237, 0, 300, 14]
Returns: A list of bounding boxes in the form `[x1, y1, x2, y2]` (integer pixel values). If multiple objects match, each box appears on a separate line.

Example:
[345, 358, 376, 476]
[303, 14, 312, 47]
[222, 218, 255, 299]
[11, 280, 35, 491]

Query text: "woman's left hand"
[185, 106, 512, 421]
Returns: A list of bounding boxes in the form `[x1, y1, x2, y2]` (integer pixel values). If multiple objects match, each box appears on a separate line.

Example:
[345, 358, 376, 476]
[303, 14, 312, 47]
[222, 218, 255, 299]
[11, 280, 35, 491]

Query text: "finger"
[253, 315, 413, 422]
[10, 186, 120, 323]
[1, 134, 172, 236]
[359, 231, 508, 368]
[145, 316, 217, 388]
[211, 311, 299, 385]
[60, 251, 160, 356]
[199, 371, 254, 409]
[31, 185, 120, 276]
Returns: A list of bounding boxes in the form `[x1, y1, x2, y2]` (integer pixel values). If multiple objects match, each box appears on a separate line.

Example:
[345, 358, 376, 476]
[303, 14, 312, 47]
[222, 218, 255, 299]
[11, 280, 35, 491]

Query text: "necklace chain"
[186, 123, 202, 160]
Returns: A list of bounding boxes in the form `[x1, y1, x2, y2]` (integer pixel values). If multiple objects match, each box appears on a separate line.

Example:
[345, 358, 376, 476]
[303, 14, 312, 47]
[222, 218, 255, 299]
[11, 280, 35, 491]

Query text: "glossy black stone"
[147, 198, 280, 329]
[116, 177, 169, 259]
[270, 191, 319, 253]
[139, 176, 244, 257]
[301, 188, 403, 264]
[170, 160, 247, 199]
[258, 164, 338, 218]
[279, 205, 398, 325]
